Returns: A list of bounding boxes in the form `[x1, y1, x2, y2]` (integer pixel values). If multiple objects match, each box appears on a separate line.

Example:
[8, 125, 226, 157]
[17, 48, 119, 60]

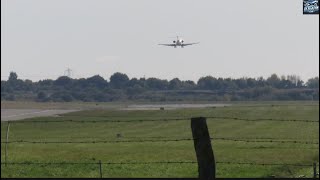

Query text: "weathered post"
[5, 121, 11, 166]
[313, 162, 317, 178]
[191, 117, 216, 180]
[99, 160, 103, 178]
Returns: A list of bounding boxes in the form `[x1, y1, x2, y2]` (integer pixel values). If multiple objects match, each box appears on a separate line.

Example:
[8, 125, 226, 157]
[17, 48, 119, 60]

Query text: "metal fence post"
[5, 121, 11, 166]
[191, 117, 216, 180]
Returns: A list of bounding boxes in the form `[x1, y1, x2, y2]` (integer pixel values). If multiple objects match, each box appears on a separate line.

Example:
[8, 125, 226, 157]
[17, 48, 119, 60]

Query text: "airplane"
[158, 36, 199, 48]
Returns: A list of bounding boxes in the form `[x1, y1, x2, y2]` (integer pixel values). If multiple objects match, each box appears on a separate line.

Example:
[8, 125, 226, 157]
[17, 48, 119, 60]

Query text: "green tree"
[169, 78, 182, 90]
[287, 75, 303, 87]
[36, 91, 49, 102]
[110, 72, 129, 89]
[126, 84, 144, 95]
[8, 72, 18, 82]
[181, 80, 196, 90]
[197, 76, 216, 90]
[146, 78, 168, 90]
[267, 74, 281, 88]
[86, 75, 107, 88]
[37, 92, 47, 99]
[306, 77, 319, 88]
[54, 76, 72, 87]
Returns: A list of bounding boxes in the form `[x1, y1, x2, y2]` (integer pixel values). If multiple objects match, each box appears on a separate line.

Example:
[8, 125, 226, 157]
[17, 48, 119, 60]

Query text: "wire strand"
[4, 116, 318, 123]
[2, 138, 318, 145]
[1, 161, 315, 167]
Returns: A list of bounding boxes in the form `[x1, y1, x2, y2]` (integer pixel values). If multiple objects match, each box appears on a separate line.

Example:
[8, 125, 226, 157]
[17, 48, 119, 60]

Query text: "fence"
[2, 161, 318, 178]
[3, 116, 318, 123]
[1, 116, 319, 178]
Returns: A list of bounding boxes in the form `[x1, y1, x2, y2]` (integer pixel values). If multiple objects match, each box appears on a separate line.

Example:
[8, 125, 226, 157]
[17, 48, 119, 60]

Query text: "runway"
[1, 109, 79, 121]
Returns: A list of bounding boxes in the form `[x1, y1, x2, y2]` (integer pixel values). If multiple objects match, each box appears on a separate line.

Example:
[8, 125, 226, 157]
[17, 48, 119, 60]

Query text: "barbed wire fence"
[1, 116, 319, 178]
[6, 116, 318, 123]
[2, 161, 318, 178]
[1, 138, 319, 145]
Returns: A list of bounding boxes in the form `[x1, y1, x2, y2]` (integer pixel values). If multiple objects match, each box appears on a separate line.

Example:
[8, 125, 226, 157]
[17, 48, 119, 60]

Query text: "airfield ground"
[1, 109, 79, 121]
[1, 102, 231, 121]
[1, 101, 319, 178]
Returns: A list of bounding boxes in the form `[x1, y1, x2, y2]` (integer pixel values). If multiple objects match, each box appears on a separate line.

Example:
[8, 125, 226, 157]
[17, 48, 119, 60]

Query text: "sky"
[1, 0, 319, 82]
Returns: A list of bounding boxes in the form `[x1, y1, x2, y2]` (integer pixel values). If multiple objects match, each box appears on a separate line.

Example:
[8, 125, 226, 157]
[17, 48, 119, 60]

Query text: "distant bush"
[1, 72, 319, 102]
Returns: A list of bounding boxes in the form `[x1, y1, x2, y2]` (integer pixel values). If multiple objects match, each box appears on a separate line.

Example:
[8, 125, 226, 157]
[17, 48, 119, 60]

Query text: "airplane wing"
[158, 44, 176, 46]
[182, 42, 200, 46]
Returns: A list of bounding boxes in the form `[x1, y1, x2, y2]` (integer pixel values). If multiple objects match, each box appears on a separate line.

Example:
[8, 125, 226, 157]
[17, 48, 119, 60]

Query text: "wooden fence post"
[313, 162, 317, 178]
[99, 160, 103, 178]
[5, 121, 11, 166]
[191, 117, 216, 180]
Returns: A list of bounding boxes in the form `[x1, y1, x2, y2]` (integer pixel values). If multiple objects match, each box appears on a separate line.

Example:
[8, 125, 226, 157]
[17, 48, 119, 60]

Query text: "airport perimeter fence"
[1, 161, 319, 178]
[1, 115, 319, 178]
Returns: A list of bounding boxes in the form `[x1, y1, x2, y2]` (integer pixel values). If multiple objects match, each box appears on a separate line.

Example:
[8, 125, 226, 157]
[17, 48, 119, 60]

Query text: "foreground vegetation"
[1, 72, 319, 102]
[1, 102, 319, 178]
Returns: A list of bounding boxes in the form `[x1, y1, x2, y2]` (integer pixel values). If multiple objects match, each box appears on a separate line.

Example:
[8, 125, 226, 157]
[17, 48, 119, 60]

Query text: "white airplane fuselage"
[173, 38, 184, 47]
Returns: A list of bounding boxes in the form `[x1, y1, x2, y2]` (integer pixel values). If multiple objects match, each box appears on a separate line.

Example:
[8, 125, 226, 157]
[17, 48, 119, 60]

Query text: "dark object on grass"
[191, 117, 216, 179]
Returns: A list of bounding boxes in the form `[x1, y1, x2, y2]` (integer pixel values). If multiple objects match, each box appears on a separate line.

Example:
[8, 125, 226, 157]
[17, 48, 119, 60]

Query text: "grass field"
[1, 101, 319, 178]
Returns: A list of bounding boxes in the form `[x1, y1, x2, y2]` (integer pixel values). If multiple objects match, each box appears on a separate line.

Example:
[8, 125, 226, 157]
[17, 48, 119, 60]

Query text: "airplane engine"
[173, 41, 176, 43]
[181, 40, 184, 43]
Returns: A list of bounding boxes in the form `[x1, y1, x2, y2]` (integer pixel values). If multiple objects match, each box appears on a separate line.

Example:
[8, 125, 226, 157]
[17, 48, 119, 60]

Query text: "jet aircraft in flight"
[158, 36, 199, 48]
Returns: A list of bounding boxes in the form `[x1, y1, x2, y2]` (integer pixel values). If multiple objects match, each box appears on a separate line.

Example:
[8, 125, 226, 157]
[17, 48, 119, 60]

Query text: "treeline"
[1, 72, 319, 102]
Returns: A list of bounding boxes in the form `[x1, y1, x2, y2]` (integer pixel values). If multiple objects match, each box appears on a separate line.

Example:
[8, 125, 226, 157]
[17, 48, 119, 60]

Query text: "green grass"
[1, 101, 319, 178]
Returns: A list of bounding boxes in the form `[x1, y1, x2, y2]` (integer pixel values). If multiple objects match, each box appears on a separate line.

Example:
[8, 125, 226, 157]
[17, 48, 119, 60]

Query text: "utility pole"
[64, 68, 72, 78]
